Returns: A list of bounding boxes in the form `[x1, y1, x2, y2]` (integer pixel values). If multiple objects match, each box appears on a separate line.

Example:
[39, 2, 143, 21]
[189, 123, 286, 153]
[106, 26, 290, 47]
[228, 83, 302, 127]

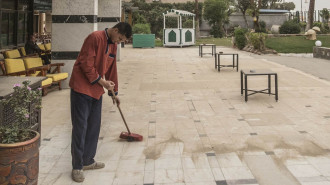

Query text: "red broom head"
[119, 132, 143, 142]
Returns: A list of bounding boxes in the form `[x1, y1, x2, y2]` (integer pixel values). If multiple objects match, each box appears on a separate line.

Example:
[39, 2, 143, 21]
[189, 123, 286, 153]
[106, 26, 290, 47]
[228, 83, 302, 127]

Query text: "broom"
[110, 89, 143, 142]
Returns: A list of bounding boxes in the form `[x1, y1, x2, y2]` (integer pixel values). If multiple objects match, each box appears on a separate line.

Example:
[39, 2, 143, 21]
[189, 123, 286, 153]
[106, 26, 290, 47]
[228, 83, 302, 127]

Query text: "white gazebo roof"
[163, 9, 195, 17]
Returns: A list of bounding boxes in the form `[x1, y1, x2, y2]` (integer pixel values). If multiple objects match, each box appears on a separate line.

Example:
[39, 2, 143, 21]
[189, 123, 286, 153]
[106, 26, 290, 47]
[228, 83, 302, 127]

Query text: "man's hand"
[98, 79, 115, 91]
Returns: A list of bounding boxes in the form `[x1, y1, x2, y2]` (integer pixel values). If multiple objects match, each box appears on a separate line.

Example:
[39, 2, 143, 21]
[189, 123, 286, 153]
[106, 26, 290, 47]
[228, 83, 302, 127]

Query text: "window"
[18, 13, 28, 44]
[2, 0, 15, 10]
[0, 0, 32, 49]
[1, 12, 16, 47]
[1, 13, 9, 46]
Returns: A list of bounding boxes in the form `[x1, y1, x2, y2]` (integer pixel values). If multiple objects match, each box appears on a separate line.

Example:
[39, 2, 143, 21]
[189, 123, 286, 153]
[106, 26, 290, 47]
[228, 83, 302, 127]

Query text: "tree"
[307, 0, 315, 30]
[236, 0, 250, 28]
[195, 0, 200, 38]
[320, 8, 330, 24]
[279, 2, 295, 11]
[248, 0, 261, 31]
[269, 0, 282, 9]
[204, 0, 229, 38]
[260, 0, 282, 9]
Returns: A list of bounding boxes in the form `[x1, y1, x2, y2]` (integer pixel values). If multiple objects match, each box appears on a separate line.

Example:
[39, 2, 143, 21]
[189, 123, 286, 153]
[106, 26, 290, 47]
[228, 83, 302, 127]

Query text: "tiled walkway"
[39, 46, 330, 185]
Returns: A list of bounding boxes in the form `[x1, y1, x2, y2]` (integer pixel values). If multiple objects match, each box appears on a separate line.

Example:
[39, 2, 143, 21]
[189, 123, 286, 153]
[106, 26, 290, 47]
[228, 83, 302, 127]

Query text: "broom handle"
[110, 89, 131, 134]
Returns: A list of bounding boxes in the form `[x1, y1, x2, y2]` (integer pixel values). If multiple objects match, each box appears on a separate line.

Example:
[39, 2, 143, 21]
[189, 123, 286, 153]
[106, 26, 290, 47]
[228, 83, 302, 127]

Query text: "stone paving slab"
[38, 46, 330, 185]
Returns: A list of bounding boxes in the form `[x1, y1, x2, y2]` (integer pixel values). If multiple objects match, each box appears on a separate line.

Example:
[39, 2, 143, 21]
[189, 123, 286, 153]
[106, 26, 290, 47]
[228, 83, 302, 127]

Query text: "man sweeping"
[69, 22, 132, 182]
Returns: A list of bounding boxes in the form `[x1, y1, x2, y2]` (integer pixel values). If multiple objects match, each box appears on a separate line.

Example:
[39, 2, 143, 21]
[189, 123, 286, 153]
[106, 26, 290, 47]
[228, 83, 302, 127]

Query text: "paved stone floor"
[39, 46, 330, 185]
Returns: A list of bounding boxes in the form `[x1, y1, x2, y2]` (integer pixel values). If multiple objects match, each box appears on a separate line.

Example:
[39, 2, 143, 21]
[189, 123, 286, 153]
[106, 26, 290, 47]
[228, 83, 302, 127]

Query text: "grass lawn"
[195, 37, 232, 47]
[266, 35, 330, 53]
[155, 37, 233, 47]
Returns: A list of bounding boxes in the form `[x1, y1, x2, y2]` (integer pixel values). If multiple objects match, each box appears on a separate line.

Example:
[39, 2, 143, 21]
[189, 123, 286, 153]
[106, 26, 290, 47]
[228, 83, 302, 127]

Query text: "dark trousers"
[70, 89, 102, 169]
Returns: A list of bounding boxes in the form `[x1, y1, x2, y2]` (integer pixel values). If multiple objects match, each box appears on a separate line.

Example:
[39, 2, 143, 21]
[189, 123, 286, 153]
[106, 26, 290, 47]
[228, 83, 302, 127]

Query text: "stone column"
[51, 0, 98, 88]
[98, 0, 122, 61]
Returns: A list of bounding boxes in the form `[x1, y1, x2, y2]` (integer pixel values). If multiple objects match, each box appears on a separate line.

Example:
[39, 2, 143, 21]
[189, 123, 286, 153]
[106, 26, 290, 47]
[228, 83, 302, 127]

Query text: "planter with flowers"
[0, 80, 42, 185]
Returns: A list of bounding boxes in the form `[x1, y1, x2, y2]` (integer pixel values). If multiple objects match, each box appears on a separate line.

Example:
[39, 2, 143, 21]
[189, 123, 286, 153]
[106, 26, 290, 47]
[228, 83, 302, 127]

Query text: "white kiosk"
[163, 9, 195, 47]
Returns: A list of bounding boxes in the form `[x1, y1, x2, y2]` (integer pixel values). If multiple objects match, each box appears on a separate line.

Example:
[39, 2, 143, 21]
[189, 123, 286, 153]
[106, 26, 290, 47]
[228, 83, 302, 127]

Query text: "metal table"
[240, 69, 278, 102]
[214, 52, 239, 72]
[199, 44, 216, 57]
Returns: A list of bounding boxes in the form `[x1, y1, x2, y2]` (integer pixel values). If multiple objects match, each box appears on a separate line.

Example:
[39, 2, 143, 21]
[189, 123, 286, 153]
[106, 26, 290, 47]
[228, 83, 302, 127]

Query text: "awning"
[163, 9, 195, 17]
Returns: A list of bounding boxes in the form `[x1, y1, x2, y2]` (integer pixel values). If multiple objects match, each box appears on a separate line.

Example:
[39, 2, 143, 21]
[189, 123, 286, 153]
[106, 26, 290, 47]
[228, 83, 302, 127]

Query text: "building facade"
[0, 0, 52, 50]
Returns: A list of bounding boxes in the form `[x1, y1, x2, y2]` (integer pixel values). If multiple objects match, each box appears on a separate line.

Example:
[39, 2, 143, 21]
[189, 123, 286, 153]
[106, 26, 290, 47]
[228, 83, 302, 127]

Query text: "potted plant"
[0, 80, 42, 185]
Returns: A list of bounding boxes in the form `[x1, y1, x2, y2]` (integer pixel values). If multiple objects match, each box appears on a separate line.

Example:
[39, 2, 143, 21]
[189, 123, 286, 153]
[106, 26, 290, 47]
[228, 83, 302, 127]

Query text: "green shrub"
[313, 22, 329, 34]
[234, 27, 248, 50]
[210, 24, 224, 38]
[133, 13, 147, 24]
[183, 19, 194, 28]
[299, 21, 307, 31]
[313, 22, 322, 28]
[247, 32, 267, 50]
[132, 23, 151, 34]
[256, 21, 267, 33]
[165, 17, 178, 28]
[323, 24, 330, 34]
[279, 20, 301, 34]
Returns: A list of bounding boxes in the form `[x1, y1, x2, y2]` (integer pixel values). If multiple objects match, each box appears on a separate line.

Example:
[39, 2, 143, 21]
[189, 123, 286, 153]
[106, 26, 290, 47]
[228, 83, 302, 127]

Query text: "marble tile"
[287, 164, 322, 178]
[145, 159, 155, 171]
[117, 159, 145, 172]
[216, 153, 245, 167]
[154, 156, 181, 170]
[183, 168, 214, 182]
[112, 171, 144, 185]
[212, 168, 226, 181]
[221, 166, 255, 180]
[154, 169, 184, 184]
[143, 171, 154, 184]
[182, 154, 211, 169]
[83, 171, 115, 185]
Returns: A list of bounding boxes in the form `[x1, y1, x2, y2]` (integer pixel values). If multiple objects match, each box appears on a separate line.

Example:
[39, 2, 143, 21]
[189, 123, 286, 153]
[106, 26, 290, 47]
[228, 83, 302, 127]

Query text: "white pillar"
[39, 13, 46, 35]
[98, 0, 121, 61]
[52, 0, 98, 88]
[193, 16, 195, 29]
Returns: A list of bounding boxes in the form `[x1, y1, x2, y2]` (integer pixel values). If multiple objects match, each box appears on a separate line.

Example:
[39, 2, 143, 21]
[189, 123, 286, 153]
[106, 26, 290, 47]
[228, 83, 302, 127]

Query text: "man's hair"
[113, 22, 132, 39]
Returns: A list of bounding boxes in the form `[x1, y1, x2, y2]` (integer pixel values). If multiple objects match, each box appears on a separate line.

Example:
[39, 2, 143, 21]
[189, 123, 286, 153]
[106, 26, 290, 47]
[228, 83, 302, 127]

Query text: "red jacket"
[69, 29, 118, 100]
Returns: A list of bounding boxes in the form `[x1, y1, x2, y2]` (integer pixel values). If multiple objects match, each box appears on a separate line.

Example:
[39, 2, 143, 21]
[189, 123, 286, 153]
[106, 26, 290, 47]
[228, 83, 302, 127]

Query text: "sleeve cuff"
[91, 75, 101, 85]
[108, 91, 118, 96]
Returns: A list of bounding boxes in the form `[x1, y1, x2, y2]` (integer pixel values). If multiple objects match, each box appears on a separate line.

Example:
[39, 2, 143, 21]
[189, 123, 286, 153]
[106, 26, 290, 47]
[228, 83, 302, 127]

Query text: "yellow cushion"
[23, 57, 43, 69]
[46, 73, 68, 81]
[41, 78, 53, 86]
[38, 44, 45, 51]
[4, 50, 21, 59]
[19, 47, 26, 56]
[4, 59, 25, 74]
[45, 43, 51, 50]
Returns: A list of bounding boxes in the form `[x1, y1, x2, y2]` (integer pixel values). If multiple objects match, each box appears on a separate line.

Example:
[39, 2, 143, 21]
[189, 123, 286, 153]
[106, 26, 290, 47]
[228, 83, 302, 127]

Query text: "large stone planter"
[313, 46, 330, 60]
[0, 130, 40, 185]
[133, 34, 155, 48]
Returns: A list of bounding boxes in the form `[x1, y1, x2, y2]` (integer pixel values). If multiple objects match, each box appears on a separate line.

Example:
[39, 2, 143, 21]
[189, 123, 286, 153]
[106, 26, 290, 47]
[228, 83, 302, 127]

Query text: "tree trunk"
[242, 11, 249, 28]
[307, 0, 315, 30]
[195, 0, 200, 39]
